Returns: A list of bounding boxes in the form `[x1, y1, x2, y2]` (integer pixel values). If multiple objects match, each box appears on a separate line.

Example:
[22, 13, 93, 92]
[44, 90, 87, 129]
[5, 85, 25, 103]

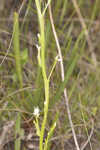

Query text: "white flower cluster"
[33, 107, 40, 117]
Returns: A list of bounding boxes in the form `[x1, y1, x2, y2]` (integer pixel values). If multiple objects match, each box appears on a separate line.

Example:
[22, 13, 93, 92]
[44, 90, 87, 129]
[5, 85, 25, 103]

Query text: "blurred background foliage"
[0, 0, 100, 149]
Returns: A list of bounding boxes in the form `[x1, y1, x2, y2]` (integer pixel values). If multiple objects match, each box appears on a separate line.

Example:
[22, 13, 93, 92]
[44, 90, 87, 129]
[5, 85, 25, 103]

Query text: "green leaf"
[21, 48, 28, 66]
[13, 12, 23, 88]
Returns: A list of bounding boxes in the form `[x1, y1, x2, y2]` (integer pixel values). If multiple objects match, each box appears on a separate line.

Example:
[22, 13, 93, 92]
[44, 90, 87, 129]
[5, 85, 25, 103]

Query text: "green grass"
[0, 0, 100, 150]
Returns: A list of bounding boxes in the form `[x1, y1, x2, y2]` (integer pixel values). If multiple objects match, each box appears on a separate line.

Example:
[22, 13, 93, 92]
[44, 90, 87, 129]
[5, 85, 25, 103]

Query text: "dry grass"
[0, 0, 100, 150]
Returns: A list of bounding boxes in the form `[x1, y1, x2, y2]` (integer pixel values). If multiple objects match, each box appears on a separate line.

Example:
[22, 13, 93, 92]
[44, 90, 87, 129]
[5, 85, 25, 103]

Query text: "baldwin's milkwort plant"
[34, 0, 57, 150]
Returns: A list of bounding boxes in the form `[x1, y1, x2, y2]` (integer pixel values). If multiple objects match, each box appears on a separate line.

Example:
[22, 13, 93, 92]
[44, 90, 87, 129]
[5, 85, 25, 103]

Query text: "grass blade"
[13, 12, 23, 88]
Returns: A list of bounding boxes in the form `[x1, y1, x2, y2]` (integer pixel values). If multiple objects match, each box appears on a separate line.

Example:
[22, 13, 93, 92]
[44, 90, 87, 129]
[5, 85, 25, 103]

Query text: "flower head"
[33, 107, 40, 117]
[55, 55, 61, 62]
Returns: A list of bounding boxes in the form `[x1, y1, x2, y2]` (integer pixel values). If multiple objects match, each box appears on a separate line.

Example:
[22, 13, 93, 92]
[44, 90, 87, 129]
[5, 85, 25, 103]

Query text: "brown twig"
[48, 4, 80, 150]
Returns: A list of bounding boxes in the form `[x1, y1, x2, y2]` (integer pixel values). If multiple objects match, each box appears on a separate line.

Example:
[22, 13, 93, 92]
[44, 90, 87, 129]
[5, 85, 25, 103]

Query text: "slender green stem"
[35, 1, 50, 150]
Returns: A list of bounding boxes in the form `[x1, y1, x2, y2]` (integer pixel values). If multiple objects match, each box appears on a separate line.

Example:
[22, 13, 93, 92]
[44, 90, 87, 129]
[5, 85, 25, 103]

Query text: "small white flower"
[33, 107, 40, 117]
[37, 33, 40, 39]
[54, 122, 56, 127]
[36, 44, 41, 51]
[58, 58, 62, 62]
[55, 55, 62, 62]
[44, 101, 46, 105]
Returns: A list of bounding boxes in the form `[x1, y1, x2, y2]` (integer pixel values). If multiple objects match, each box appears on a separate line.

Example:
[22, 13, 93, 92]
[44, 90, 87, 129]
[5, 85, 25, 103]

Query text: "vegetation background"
[0, 0, 100, 150]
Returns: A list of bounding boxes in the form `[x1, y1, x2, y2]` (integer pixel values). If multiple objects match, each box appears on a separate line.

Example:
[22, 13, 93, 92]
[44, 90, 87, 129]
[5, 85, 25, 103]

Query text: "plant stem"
[35, 1, 50, 150]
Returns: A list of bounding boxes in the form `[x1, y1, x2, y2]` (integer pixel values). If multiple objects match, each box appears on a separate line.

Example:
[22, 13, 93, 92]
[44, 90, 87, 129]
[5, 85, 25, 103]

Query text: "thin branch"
[48, 4, 80, 150]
